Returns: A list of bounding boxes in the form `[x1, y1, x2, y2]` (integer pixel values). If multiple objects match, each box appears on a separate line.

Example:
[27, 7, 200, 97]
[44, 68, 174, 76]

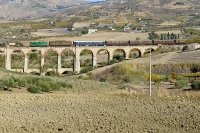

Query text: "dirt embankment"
[91, 50, 200, 76]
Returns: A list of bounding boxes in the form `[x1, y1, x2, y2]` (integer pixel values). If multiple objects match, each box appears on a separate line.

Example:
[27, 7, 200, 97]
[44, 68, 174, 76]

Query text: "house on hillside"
[7, 40, 16, 46]
[88, 29, 97, 34]
[188, 43, 200, 50]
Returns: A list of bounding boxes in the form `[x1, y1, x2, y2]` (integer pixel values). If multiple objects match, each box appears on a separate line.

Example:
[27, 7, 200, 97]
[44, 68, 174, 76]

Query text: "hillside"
[0, 0, 86, 19]
[0, 0, 199, 19]
[91, 50, 200, 79]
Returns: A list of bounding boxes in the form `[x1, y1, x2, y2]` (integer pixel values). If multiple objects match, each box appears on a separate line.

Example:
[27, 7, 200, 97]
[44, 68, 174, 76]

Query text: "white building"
[188, 43, 200, 50]
[88, 29, 97, 34]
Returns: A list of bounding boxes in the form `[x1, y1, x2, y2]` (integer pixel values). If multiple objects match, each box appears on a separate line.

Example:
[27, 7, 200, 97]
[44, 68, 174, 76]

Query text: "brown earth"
[0, 94, 199, 133]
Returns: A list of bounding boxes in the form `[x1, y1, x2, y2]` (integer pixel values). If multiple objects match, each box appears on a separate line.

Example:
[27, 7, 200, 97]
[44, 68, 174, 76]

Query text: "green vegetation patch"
[191, 80, 200, 90]
[32, 3, 47, 8]
[0, 75, 72, 93]
[116, 18, 126, 23]
[185, 29, 200, 36]
[104, 63, 146, 84]
[56, 22, 73, 27]
[187, 37, 200, 44]
[128, 19, 136, 23]
[152, 62, 200, 74]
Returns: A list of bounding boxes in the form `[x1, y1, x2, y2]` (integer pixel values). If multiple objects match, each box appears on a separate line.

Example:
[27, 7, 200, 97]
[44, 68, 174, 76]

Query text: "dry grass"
[116, 18, 126, 23]
[92, 19, 114, 23]
[112, 88, 200, 99]
[128, 19, 136, 23]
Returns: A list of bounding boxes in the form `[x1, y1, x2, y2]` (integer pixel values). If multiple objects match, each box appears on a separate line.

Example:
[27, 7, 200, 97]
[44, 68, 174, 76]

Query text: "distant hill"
[0, 0, 87, 19]
[0, 0, 199, 19]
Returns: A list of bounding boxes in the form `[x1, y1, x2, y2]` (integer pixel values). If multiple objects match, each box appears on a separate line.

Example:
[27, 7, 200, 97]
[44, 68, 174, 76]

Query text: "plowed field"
[0, 94, 199, 133]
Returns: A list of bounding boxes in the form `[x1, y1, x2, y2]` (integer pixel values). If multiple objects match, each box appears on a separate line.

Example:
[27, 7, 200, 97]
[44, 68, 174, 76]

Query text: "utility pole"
[149, 38, 154, 96]
[149, 41, 152, 96]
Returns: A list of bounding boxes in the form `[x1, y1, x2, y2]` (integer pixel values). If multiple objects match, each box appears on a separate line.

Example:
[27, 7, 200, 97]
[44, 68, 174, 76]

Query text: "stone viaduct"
[0, 45, 158, 74]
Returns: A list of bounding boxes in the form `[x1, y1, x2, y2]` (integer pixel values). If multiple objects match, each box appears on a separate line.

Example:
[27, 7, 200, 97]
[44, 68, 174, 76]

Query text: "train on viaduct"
[0, 39, 187, 75]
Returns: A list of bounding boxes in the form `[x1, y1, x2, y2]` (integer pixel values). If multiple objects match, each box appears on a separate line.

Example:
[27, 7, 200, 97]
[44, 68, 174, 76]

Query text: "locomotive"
[29, 39, 188, 47]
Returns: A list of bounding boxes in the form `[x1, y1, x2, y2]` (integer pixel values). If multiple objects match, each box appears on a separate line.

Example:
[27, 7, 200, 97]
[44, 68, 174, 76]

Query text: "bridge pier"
[5, 47, 11, 70]
[74, 46, 80, 73]
[41, 56, 44, 66]
[92, 55, 97, 68]
[74, 55, 80, 73]
[108, 53, 113, 62]
[140, 48, 146, 57]
[125, 53, 129, 60]
[23, 54, 28, 73]
[57, 54, 62, 74]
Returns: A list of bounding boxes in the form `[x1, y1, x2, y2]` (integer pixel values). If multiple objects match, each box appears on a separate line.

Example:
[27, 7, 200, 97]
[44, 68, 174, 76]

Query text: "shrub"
[171, 72, 178, 80]
[118, 84, 126, 89]
[182, 46, 188, 52]
[114, 63, 134, 75]
[18, 78, 27, 87]
[80, 66, 94, 74]
[38, 81, 51, 92]
[0, 81, 3, 90]
[113, 55, 125, 61]
[101, 62, 108, 67]
[176, 76, 184, 80]
[77, 75, 84, 79]
[49, 81, 60, 90]
[65, 84, 73, 89]
[191, 80, 200, 90]
[28, 85, 40, 93]
[123, 75, 132, 83]
[163, 74, 170, 82]
[100, 77, 107, 82]
[29, 53, 38, 60]
[109, 59, 117, 65]
[0, 75, 72, 93]
[175, 80, 189, 89]
[59, 81, 72, 89]
[191, 63, 200, 73]
[1, 77, 18, 89]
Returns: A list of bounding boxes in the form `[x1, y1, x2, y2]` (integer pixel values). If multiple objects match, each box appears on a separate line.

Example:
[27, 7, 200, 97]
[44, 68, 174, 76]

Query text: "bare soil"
[38, 30, 182, 41]
[0, 94, 199, 133]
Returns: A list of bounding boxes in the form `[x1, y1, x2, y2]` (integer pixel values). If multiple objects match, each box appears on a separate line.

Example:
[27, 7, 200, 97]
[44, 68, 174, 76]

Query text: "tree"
[136, 37, 140, 40]
[146, 73, 162, 89]
[29, 53, 38, 60]
[191, 80, 200, 90]
[171, 72, 178, 80]
[171, 33, 174, 39]
[20, 29, 25, 33]
[148, 31, 159, 40]
[16, 42, 23, 47]
[160, 34, 163, 40]
[39, 64, 50, 76]
[82, 29, 88, 34]
[67, 26, 72, 32]
[167, 32, 170, 40]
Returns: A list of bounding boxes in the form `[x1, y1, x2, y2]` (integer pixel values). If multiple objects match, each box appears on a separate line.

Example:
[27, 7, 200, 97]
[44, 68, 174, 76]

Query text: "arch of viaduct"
[0, 45, 158, 74]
